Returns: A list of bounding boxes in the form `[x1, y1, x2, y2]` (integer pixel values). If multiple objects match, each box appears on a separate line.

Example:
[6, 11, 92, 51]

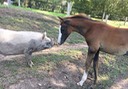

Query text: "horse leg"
[24, 48, 34, 67]
[77, 47, 98, 86]
[93, 49, 100, 84]
[91, 49, 100, 88]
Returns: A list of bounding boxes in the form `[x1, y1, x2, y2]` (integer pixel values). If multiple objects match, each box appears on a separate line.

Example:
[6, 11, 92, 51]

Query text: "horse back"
[84, 22, 128, 55]
[99, 26, 128, 55]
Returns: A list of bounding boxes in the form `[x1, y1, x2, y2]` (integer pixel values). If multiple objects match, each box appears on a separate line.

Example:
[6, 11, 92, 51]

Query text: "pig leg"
[24, 48, 34, 67]
[24, 40, 37, 67]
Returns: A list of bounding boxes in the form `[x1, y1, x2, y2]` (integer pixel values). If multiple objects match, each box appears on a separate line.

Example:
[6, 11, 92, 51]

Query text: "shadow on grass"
[93, 54, 128, 89]
[0, 52, 83, 89]
[0, 51, 127, 89]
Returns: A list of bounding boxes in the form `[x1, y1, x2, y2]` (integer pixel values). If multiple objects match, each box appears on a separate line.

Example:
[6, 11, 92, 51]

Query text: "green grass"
[0, 4, 84, 44]
[0, 4, 66, 17]
[107, 20, 128, 28]
[94, 53, 128, 88]
[94, 18, 128, 28]
[0, 86, 4, 89]
[0, 5, 128, 89]
[32, 9, 66, 17]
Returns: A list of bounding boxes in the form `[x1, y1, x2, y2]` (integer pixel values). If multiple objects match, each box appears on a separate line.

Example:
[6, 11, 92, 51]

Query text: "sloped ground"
[0, 44, 128, 89]
[0, 6, 128, 89]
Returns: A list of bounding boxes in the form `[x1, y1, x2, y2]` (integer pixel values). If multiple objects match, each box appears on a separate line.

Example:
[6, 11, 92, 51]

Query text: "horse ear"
[58, 17, 70, 25]
[42, 32, 47, 39]
[58, 16, 64, 22]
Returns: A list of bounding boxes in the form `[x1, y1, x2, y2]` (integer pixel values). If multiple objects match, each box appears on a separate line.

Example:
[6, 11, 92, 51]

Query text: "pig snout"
[49, 38, 56, 47]
[44, 38, 54, 48]
[46, 41, 53, 47]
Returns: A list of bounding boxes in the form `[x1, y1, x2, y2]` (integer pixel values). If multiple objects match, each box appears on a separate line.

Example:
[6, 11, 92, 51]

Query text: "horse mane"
[66, 14, 100, 22]
[68, 14, 92, 20]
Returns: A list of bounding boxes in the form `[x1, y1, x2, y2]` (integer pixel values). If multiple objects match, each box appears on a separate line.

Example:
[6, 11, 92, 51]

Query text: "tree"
[73, 0, 92, 14]
[67, 0, 73, 15]
[18, 0, 20, 6]
[72, 0, 128, 20]
[50, 0, 61, 12]
[7, 0, 128, 20]
[0, 0, 4, 4]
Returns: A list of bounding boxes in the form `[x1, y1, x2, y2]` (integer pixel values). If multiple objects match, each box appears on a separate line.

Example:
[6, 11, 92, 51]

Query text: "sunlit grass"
[32, 9, 66, 17]
[0, 5, 128, 89]
[99, 75, 109, 82]
[1, 4, 127, 28]
[32, 49, 82, 65]
[107, 20, 128, 28]
[94, 18, 128, 28]
[0, 4, 66, 17]
[0, 86, 4, 89]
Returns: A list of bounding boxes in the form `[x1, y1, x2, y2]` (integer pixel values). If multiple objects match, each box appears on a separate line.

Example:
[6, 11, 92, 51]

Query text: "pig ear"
[42, 32, 47, 39]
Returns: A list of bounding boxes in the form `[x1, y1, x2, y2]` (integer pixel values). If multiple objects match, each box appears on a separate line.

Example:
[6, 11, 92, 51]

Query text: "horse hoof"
[77, 82, 83, 86]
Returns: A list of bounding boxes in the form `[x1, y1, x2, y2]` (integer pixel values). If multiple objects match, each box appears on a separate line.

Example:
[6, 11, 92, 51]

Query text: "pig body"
[0, 28, 53, 67]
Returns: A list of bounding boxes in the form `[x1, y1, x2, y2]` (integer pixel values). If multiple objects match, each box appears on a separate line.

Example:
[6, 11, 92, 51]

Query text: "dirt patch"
[0, 7, 128, 89]
[0, 43, 127, 89]
[0, 43, 86, 89]
[0, 7, 59, 33]
[108, 69, 128, 89]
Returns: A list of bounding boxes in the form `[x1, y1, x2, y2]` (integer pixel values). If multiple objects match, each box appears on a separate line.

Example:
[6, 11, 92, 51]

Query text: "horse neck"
[72, 20, 91, 36]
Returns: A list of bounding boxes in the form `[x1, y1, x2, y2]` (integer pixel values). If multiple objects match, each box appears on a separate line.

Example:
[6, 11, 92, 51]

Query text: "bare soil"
[0, 7, 128, 89]
[0, 43, 128, 89]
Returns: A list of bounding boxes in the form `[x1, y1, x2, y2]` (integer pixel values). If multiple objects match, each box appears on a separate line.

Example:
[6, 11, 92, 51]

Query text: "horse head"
[57, 14, 91, 45]
[57, 17, 74, 45]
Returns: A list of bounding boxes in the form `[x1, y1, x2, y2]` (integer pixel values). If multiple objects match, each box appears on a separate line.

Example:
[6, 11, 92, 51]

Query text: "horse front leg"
[77, 47, 98, 86]
[93, 49, 100, 85]
[24, 48, 34, 67]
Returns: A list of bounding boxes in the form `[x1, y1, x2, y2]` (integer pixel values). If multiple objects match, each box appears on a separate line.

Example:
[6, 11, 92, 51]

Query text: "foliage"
[72, 0, 128, 20]
[1, 0, 128, 20]
[11, 0, 66, 13]
[0, 6, 128, 89]
[0, 0, 4, 4]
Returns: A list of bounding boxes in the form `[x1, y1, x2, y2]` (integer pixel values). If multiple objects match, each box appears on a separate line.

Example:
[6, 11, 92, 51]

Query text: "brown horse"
[57, 14, 128, 87]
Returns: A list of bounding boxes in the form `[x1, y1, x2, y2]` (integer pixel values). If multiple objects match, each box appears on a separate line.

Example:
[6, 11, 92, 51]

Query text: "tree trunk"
[124, 17, 128, 25]
[28, 0, 32, 8]
[105, 14, 110, 23]
[24, 0, 28, 7]
[18, 0, 20, 6]
[67, 1, 72, 16]
[51, 5, 56, 12]
[102, 12, 105, 21]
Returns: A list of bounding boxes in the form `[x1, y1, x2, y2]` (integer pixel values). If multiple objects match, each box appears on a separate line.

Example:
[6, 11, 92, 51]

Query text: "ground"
[0, 44, 128, 89]
[0, 6, 128, 89]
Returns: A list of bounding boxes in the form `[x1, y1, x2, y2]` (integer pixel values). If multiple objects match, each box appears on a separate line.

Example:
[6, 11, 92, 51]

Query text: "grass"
[0, 86, 4, 89]
[0, 5, 128, 89]
[0, 4, 66, 17]
[106, 20, 128, 28]
[96, 53, 128, 88]
[94, 18, 128, 28]
[32, 10, 66, 17]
